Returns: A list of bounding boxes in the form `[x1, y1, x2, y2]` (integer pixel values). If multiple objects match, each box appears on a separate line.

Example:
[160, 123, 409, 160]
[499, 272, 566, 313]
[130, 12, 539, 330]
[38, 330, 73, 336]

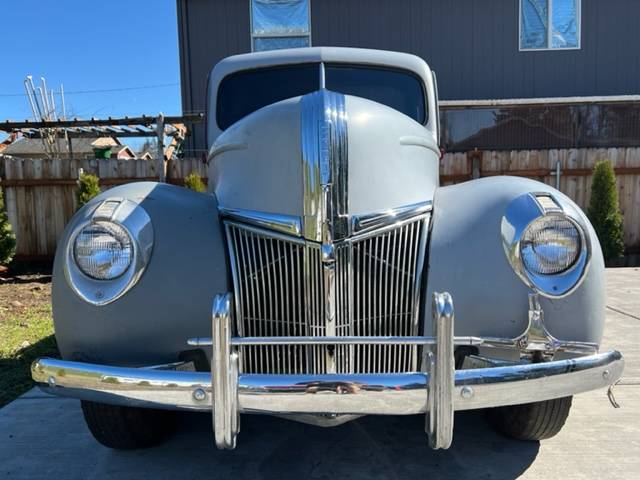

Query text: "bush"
[587, 160, 625, 260]
[0, 187, 17, 265]
[184, 172, 206, 193]
[76, 171, 101, 209]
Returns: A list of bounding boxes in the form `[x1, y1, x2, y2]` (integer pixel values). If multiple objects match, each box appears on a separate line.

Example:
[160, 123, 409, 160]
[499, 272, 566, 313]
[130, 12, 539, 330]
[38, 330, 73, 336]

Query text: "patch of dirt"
[0, 274, 52, 322]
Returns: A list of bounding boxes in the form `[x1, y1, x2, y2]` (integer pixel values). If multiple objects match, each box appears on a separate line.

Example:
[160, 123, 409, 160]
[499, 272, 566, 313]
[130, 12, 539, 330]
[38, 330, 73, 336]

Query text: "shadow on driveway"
[100, 411, 539, 479]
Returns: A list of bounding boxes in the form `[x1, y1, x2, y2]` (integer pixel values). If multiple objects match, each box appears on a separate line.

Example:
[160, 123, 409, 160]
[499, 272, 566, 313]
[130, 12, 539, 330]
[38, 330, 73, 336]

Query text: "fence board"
[1, 148, 640, 258]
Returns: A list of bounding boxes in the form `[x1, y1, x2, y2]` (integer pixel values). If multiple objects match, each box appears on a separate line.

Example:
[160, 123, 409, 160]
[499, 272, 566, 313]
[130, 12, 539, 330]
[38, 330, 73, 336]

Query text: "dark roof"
[1, 137, 115, 155]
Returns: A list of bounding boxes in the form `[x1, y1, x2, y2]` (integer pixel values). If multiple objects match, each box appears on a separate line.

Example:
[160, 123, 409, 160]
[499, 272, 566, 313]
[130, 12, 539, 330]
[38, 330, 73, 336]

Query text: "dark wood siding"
[310, 0, 640, 100]
[177, 0, 250, 154]
[178, 0, 640, 152]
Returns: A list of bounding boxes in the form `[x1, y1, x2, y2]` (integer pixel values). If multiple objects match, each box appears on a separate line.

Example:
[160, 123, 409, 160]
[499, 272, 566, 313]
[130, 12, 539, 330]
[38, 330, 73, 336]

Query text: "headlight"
[520, 216, 581, 275]
[65, 199, 153, 305]
[501, 193, 591, 298]
[74, 221, 133, 280]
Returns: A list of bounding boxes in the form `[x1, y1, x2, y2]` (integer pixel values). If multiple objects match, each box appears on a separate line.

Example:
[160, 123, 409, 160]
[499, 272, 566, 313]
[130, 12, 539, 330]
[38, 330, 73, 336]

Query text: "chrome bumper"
[32, 292, 624, 450]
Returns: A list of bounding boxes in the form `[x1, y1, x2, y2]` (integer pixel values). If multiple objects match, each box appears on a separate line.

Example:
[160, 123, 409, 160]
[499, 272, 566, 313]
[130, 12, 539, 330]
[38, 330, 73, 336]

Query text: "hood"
[209, 89, 439, 241]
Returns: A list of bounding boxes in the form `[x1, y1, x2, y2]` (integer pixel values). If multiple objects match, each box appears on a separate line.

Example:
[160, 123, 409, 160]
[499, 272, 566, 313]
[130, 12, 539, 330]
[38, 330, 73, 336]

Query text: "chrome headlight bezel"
[65, 199, 154, 305]
[501, 193, 591, 298]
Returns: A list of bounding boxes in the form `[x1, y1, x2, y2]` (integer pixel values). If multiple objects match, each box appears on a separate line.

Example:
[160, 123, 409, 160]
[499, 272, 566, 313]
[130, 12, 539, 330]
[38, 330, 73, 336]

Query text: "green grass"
[0, 303, 58, 408]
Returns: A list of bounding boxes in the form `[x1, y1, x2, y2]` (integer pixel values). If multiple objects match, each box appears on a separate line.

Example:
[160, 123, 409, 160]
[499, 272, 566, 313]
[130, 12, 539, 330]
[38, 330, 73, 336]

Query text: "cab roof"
[207, 47, 437, 144]
[210, 47, 432, 83]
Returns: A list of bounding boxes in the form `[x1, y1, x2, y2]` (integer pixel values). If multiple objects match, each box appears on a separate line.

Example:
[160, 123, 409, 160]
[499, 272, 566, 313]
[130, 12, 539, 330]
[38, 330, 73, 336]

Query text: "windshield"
[216, 63, 427, 130]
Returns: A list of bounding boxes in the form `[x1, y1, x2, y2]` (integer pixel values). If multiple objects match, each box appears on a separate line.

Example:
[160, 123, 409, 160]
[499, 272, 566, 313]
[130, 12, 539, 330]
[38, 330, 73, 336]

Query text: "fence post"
[156, 113, 165, 182]
[468, 149, 482, 179]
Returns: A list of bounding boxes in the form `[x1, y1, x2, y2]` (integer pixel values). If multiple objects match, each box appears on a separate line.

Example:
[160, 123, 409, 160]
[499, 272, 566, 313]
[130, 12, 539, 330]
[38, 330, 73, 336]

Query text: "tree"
[138, 138, 158, 157]
[0, 187, 17, 265]
[184, 172, 206, 193]
[587, 160, 625, 260]
[76, 171, 101, 209]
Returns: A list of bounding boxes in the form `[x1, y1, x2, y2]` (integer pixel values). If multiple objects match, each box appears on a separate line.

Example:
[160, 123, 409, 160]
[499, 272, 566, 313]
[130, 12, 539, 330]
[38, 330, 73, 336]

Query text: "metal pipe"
[23, 77, 41, 121]
[188, 335, 484, 347]
[49, 89, 57, 121]
[60, 84, 67, 120]
[40, 77, 51, 119]
[28, 79, 43, 119]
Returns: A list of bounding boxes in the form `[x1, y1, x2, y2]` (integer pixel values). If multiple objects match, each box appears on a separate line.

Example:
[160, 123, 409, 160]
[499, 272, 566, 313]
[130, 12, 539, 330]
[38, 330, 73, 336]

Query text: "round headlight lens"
[74, 221, 133, 280]
[520, 216, 581, 275]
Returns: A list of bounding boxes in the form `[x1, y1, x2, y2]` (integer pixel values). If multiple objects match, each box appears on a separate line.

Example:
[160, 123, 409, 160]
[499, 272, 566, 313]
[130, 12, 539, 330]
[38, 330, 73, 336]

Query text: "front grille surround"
[225, 214, 429, 375]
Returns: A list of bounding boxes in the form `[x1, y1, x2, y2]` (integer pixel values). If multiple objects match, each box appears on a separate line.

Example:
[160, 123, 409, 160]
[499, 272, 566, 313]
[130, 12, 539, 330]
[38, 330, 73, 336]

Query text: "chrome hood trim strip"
[218, 207, 302, 237]
[301, 89, 349, 243]
[352, 200, 433, 236]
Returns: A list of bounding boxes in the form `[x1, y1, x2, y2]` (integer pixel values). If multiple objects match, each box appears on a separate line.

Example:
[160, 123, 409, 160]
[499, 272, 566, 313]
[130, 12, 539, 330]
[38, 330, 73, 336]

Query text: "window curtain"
[254, 37, 309, 52]
[521, 0, 548, 49]
[552, 0, 578, 48]
[252, 0, 310, 35]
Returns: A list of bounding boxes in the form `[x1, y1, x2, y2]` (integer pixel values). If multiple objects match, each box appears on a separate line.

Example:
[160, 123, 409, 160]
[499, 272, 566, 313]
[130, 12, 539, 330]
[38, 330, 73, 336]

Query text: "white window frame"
[249, 0, 312, 52]
[519, 0, 581, 51]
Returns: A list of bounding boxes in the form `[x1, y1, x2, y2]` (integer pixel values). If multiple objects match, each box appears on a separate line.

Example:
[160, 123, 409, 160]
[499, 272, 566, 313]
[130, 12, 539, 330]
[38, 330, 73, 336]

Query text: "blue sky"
[1, 0, 181, 130]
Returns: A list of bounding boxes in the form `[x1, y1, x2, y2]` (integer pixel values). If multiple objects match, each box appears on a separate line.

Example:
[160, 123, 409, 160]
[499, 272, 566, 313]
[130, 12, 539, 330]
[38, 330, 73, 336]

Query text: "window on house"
[251, 0, 311, 52]
[520, 0, 580, 50]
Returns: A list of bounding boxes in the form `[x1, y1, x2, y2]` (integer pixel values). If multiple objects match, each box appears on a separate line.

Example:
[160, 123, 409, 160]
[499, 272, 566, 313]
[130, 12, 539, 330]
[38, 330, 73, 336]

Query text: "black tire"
[486, 396, 573, 441]
[81, 400, 177, 449]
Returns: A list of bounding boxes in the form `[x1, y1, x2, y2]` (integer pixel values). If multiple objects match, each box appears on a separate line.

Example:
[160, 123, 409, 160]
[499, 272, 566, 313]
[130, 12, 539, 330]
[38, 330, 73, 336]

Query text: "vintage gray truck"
[32, 47, 624, 450]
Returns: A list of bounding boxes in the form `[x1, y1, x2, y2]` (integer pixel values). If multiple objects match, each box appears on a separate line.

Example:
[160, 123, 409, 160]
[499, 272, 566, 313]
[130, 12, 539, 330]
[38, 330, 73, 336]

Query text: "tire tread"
[487, 396, 572, 441]
[81, 401, 176, 450]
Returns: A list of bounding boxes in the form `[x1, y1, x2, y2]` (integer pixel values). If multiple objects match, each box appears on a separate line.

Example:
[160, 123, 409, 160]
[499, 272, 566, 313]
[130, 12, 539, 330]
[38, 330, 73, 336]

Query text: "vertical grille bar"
[225, 216, 428, 375]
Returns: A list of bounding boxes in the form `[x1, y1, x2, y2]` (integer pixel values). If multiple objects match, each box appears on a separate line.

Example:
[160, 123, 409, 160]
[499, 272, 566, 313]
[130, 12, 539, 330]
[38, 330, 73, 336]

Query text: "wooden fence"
[1, 148, 640, 258]
[441, 148, 640, 251]
[0, 156, 207, 258]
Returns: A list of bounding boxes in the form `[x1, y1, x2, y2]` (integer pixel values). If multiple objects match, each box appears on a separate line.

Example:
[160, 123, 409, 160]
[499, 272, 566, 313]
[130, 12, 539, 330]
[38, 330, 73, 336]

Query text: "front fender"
[52, 182, 230, 366]
[423, 176, 605, 345]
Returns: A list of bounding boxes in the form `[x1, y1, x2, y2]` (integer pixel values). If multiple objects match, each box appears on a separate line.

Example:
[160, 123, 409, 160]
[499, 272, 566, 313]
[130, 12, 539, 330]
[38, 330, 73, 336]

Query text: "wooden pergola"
[0, 113, 205, 182]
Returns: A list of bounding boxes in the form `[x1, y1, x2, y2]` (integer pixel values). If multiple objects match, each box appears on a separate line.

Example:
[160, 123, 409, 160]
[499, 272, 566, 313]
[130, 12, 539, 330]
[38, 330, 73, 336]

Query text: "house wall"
[177, 0, 640, 153]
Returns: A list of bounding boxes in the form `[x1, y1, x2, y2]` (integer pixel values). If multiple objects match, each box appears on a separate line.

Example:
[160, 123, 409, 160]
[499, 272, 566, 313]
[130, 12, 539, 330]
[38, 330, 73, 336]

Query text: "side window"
[251, 0, 311, 52]
[520, 0, 580, 50]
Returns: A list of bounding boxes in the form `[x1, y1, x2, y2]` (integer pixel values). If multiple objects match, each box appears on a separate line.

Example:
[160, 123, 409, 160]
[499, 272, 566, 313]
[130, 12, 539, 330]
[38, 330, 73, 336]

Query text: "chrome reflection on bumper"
[32, 292, 624, 451]
[31, 349, 623, 412]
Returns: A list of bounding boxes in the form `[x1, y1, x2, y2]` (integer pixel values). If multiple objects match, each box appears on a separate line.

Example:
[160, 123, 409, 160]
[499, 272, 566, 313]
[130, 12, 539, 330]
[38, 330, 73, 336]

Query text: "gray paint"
[424, 176, 605, 345]
[211, 97, 304, 216]
[53, 182, 229, 366]
[211, 91, 439, 219]
[345, 95, 438, 214]
[178, 0, 640, 154]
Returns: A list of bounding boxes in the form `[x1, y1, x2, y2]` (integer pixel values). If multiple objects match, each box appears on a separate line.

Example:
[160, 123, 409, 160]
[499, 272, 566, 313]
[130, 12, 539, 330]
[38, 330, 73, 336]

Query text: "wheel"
[81, 400, 177, 449]
[486, 396, 573, 441]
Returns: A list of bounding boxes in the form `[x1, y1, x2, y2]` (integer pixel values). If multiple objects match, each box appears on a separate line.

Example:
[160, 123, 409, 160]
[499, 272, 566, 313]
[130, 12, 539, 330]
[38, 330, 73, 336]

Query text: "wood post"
[156, 113, 165, 182]
[467, 148, 482, 179]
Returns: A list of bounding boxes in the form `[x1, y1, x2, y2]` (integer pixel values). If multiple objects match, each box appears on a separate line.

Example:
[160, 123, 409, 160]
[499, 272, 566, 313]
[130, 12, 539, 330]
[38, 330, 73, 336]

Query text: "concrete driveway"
[1, 268, 639, 479]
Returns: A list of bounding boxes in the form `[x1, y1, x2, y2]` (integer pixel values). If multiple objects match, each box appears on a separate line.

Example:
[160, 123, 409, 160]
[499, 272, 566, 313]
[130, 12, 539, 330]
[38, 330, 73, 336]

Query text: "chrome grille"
[225, 216, 428, 374]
